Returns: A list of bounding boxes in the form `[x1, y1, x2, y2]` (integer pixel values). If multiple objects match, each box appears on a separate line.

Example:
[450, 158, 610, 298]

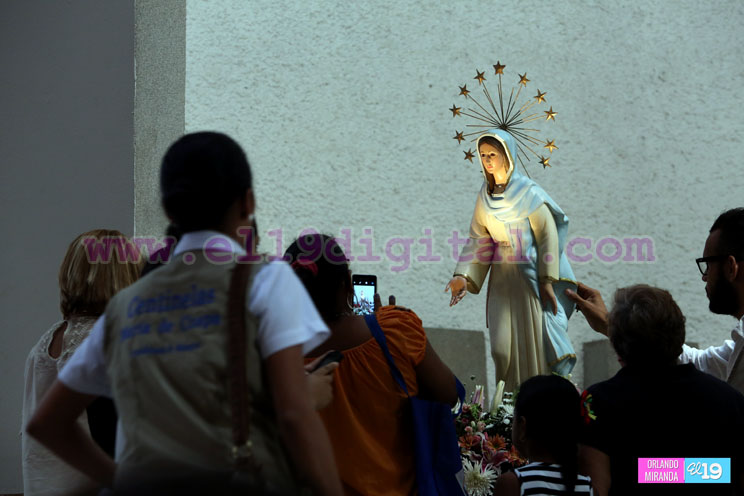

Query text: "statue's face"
[479, 142, 508, 182]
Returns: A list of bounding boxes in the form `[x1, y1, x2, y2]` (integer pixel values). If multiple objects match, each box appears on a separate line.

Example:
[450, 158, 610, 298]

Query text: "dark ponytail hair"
[515, 375, 582, 494]
[160, 132, 252, 232]
[284, 234, 350, 323]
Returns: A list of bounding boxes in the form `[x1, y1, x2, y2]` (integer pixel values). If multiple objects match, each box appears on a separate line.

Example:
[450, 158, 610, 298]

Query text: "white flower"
[500, 403, 514, 416]
[462, 458, 498, 496]
[489, 380, 505, 414]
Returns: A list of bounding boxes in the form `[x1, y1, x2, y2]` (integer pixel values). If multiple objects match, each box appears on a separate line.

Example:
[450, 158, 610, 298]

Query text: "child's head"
[513, 375, 582, 490]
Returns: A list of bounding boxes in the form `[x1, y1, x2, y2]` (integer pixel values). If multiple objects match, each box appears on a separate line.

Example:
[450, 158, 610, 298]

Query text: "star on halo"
[493, 61, 506, 75]
[534, 89, 547, 103]
[544, 106, 557, 121]
[539, 156, 551, 168]
[459, 85, 470, 97]
[453, 131, 465, 144]
[474, 70, 486, 85]
[464, 149, 475, 162]
[449, 104, 462, 117]
[518, 73, 530, 86]
[544, 139, 558, 153]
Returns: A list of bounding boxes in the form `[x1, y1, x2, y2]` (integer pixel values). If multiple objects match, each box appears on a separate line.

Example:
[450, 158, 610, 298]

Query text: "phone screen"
[352, 274, 377, 315]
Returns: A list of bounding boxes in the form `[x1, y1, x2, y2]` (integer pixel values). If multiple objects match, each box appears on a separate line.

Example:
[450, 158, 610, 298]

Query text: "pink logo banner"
[638, 458, 685, 484]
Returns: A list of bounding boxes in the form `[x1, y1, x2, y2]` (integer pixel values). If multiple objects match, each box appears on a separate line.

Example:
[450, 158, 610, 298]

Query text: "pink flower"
[472, 385, 484, 409]
[484, 450, 509, 468]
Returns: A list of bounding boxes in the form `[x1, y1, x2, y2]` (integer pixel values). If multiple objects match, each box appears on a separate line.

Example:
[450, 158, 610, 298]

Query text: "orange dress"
[317, 306, 427, 495]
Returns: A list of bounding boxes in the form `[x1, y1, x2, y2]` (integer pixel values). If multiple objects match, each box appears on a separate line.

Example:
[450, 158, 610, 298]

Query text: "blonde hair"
[59, 229, 142, 318]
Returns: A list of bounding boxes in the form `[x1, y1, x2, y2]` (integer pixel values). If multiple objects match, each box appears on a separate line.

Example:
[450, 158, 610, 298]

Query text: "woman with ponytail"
[494, 374, 593, 495]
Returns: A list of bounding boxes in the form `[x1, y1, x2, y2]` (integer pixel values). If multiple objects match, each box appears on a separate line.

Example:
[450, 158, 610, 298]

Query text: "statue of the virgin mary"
[446, 128, 577, 392]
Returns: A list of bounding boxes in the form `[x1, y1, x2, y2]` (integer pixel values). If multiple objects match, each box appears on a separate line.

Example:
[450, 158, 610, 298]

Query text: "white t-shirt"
[58, 231, 329, 456]
[679, 316, 744, 389]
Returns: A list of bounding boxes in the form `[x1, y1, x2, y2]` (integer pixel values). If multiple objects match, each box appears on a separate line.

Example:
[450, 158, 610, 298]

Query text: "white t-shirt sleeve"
[678, 340, 733, 381]
[248, 261, 330, 358]
[58, 315, 112, 397]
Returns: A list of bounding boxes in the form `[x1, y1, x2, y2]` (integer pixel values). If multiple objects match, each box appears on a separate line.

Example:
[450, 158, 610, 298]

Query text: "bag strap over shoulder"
[364, 314, 466, 407]
[364, 313, 411, 397]
[227, 261, 261, 472]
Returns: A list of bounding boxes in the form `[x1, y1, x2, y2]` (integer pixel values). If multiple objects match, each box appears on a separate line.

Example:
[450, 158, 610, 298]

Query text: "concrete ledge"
[425, 327, 487, 400]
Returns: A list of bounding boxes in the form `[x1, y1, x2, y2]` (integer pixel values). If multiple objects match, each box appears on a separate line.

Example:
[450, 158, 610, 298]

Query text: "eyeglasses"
[696, 255, 729, 275]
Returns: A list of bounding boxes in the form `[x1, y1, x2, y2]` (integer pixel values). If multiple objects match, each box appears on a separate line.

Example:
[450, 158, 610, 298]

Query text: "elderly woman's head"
[59, 229, 141, 319]
[284, 234, 351, 323]
[608, 284, 686, 368]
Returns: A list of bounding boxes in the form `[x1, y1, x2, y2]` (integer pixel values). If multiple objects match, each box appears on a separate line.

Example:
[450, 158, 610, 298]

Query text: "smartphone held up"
[352, 274, 376, 315]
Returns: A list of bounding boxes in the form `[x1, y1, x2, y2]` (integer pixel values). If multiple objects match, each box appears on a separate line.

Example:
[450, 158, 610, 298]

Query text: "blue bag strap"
[364, 313, 411, 397]
[364, 313, 467, 408]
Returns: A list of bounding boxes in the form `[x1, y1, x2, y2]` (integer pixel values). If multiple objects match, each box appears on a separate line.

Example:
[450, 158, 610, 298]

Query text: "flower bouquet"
[455, 382, 527, 496]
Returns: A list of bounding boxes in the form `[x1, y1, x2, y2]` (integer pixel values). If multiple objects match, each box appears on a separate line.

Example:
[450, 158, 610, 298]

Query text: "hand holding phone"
[306, 351, 342, 410]
[310, 350, 344, 372]
[374, 293, 397, 311]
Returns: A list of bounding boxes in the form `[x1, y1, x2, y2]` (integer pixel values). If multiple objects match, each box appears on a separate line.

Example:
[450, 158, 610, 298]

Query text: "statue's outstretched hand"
[445, 276, 467, 307]
[565, 282, 609, 336]
[539, 281, 558, 315]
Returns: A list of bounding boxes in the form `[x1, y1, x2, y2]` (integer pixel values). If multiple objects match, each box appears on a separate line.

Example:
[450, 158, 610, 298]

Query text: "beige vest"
[103, 254, 298, 491]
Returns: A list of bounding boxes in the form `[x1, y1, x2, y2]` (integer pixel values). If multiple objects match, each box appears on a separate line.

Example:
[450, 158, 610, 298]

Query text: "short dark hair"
[710, 208, 744, 259]
[160, 132, 252, 232]
[608, 284, 685, 367]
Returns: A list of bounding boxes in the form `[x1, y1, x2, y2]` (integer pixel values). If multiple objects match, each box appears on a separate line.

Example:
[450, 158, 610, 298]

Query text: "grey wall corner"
[134, 0, 186, 238]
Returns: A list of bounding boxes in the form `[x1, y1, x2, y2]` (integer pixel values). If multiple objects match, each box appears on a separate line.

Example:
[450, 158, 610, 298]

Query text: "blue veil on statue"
[476, 128, 578, 377]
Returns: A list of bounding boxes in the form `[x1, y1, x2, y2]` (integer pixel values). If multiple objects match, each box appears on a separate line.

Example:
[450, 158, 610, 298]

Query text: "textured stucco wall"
[185, 0, 744, 391]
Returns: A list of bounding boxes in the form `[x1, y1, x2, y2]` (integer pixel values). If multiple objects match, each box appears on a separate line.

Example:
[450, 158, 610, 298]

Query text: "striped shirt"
[514, 462, 593, 495]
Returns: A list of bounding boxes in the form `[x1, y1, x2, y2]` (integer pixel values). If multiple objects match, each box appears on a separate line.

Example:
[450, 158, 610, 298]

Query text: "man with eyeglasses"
[566, 207, 744, 394]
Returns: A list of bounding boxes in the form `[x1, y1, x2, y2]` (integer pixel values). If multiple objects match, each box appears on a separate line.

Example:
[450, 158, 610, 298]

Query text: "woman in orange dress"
[286, 234, 459, 495]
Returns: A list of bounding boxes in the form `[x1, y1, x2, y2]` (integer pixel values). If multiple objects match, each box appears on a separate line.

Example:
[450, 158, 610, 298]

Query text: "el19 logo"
[685, 458, 730, 483]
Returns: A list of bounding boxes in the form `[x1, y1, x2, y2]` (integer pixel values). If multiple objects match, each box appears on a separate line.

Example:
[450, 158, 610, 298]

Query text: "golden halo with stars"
[449, 61, 560, 174]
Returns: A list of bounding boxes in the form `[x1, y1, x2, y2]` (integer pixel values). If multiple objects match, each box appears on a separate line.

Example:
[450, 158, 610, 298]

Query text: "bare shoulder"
[493, 471, 520, 496]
